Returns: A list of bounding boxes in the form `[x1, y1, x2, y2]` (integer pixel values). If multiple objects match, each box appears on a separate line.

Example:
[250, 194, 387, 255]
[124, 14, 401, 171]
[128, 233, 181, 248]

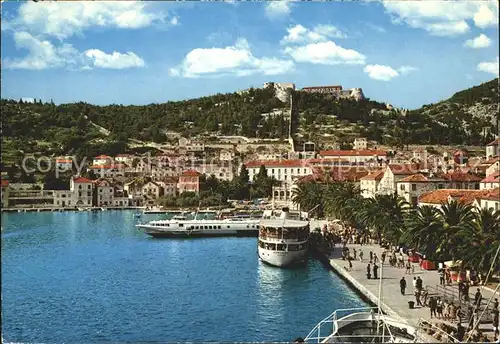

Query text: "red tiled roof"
[181, 170, 201, 177]
[320, 149, 387, 157]
[73, 177, 93, 183]
[245, 159, 308, 168]
[56, 159, 72, 163]
[477, 188, 500, 201]
[360, 170, 385, 181]
[400, 174, 428, 182]
[301, 167, 371, 183]
[481, 173, 500, 183]
[94, 155, 112, 159]
[440, 171, 482, 182]
[418, 189, 486, 205]
[388, 164, 420, 175]
[487, 138, 500, 146]
[1, 180, 9, 187]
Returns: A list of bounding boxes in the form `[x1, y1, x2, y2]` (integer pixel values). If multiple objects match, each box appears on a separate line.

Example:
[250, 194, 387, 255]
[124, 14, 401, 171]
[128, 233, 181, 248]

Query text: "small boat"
[101, 207, 107, 211]
[134, 213, 142, 218]
[143, 207, 167, 214]
[78, 207, 85, 212]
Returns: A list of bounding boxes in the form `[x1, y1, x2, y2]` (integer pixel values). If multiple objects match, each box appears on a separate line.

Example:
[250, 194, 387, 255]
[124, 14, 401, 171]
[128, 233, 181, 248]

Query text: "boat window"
[195, 226, 199, 229]
[218, 225, 221, 229]
[209, 226, 212, 229]
[179, 224, 183, 227]
[227, 225, 230, 228]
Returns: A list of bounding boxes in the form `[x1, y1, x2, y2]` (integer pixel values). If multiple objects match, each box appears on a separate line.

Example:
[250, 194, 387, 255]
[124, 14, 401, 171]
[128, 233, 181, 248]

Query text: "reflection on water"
[2, 210, 367, 343]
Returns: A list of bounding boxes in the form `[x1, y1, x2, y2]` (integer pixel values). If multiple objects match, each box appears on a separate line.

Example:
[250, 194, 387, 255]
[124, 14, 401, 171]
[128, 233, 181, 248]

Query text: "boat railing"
[304, 307, 380, 343]
[415, 318, 461, 343]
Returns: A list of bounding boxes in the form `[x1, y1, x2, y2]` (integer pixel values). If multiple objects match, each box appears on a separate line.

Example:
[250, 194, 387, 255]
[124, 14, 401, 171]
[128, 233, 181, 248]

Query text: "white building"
[55, 157, 73, 171]
[245, 160, 312, 183]
[95, 179, 114, 207]
[219, 149, 234, 161]
[114, 154, 135, 166]
[480, 173, 500, 190]
[353, 138, 368, 150]
[53, 190, 73, 207]
[486, 137, 500, 158]
[70, 176, 94, 207]
[396, 174, 446, 206]
[377, 164, 419, 195]
[92, 155, 113, 166]
[359, 170, 385, 198]
[89, 164, 125, 178]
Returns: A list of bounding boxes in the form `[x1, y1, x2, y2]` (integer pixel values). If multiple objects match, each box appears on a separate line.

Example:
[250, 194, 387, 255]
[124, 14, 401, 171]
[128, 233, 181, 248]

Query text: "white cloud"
[281, 24, 346, 44]
[5, 2, 173, 40]
[363, 64, 418, 81]
[398, 65, 418, 75]
[474, 3, 499, 28]
[364, 64, 400, 81]
[3, 31, 145, 70]
[265, 1, 291, 19]
[84, 50, 145, 69]
[464, 34, 491, 49]
[477, 57, 499, 76]
[3, 31, 81, 70]
[283, 41, 365, 65]
[382, 1, 498, 35]
[170, 38, 294, 78]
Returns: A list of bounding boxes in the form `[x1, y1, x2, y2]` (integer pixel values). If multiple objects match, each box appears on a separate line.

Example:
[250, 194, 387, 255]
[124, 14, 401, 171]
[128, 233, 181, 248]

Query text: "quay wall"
[327, 257, 407, 323]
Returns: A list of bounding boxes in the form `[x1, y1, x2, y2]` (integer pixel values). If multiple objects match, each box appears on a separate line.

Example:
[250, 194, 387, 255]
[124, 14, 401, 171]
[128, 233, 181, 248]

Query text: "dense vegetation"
[292, 181, 500, 275]
[2, 78, 498, 174]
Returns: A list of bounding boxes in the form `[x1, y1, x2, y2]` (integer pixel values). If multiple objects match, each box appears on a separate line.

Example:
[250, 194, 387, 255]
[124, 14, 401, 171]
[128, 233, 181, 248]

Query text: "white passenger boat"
[143, 206, 167, 214]
[136, 216, 260, 238]
[304, 307, 419, 343]
[258, 208, 310, 267]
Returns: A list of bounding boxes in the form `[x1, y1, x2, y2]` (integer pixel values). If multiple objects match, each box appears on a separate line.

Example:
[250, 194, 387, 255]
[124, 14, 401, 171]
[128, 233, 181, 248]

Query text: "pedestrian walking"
[474, 288, 482, 307]
[373, 253, 378, 264]
[405, 260, 411, 274]
[400, 277, 407, 295]
[381, 252, 386, 264]
[494, 298, 499, 310]
[366, 263, 371, 279]
[412, 277, 417, 291]
[373, 263, 379, 279]
[348, 257, 353, 271]
[436, 297, 443, 318]
[359, 250, 364, 262]
[369, 251, 373, 263]
[415, 289, 422, 306]
[416, 276, 423, 291]
[429, 297, 437, 318]
[353, 248, 357, 260]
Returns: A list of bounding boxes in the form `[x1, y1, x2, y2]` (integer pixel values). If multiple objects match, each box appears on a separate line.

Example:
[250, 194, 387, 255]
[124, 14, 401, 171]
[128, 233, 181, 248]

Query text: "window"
[400, 184, 405, 191]
[438, 183, 444, 189]
[411, 184, 417, 191]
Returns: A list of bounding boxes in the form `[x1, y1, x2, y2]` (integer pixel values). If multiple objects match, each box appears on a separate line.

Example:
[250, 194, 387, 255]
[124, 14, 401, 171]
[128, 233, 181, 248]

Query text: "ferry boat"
[258, 208, 310, 267]
[136, 215, 260, 238]
[303, 307, 419, 343]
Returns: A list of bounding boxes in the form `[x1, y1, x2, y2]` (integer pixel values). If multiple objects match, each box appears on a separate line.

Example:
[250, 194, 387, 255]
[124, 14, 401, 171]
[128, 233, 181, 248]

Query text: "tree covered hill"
[1, 78, 498, 165]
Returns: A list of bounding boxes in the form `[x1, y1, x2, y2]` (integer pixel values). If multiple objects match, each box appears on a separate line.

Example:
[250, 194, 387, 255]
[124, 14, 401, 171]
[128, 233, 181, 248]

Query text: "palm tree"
[291, 181, 324, 217]
[401, 205, 443, 261]
[459, 208, 500, 274]
[372, 193, 410, 244]
[437, 200, 476, 261]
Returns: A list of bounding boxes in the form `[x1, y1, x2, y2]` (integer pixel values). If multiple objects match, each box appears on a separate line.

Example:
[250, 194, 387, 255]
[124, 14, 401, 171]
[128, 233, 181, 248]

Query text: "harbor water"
[1, 210, 367, 343]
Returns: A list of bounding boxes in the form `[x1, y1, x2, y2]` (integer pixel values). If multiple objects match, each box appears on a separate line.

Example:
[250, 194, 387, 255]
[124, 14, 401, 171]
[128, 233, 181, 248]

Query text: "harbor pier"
[326, 243, 499, 340]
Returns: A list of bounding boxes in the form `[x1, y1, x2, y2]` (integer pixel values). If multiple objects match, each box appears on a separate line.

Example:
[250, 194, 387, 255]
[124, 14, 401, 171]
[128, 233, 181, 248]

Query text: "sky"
[1, 1, 498, 110]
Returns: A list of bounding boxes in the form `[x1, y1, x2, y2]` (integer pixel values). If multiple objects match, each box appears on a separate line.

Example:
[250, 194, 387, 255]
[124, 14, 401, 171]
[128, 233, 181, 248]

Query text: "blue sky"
[1, 1, 498, 109]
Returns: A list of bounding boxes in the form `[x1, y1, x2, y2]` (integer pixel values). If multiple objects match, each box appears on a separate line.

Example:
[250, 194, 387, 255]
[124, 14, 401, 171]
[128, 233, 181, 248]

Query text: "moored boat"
[258, 207, 310, 267]
[136, 216, 260, 238]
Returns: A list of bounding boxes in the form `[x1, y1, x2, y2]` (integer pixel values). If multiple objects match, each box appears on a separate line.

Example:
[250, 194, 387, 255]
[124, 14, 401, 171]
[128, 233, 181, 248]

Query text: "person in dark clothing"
[439, 268, 445, 285]
[373, 263, 379, 279]
[494, 298, 499, 310]
[474, 288, 482, 305]
[366, 263, 371, 279]
[456, 323, 465, 341]
[381, 252, 386, 264]
[429, 297, 437, 318]
[400, 277, 407, 295]
[415, 289, 422, 306]
[369, 251, 373, 263]
[493, 309, 499, 337]
[416, 276, 423, 290]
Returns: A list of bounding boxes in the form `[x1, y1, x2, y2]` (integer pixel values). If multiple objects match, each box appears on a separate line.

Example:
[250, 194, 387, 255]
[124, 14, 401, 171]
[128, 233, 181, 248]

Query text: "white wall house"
[486, 137, 500, 158]
[95, 179, 114, 207]
[353, 138, 368, 150]
[396, 174, 447, 206]
[245, 160, 312, 183]
[480, 173, 500, 190]
[92, 155, 113, 166]
[359, 170, 384, 198]
[70, 177, 94, 207]
[377, 164, 418, 195]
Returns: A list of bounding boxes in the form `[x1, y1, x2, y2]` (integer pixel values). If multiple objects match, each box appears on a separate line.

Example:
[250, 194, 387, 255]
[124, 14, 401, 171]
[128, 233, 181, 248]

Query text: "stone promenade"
[328, 243, 499, 333]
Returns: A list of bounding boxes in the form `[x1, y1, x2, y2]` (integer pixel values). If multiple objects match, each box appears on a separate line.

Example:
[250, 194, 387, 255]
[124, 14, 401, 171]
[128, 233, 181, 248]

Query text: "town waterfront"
[1, 210, 366, 343]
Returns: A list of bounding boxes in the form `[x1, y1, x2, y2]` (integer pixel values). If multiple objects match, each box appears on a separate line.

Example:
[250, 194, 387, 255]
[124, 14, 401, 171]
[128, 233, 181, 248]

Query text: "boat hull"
[137, 226, 259, 238]
[258, 247, 308, 267]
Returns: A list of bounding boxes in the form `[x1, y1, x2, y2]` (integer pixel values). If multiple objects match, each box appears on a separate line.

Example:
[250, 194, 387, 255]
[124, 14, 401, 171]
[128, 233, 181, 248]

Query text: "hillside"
[1, 78, 498, 168]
